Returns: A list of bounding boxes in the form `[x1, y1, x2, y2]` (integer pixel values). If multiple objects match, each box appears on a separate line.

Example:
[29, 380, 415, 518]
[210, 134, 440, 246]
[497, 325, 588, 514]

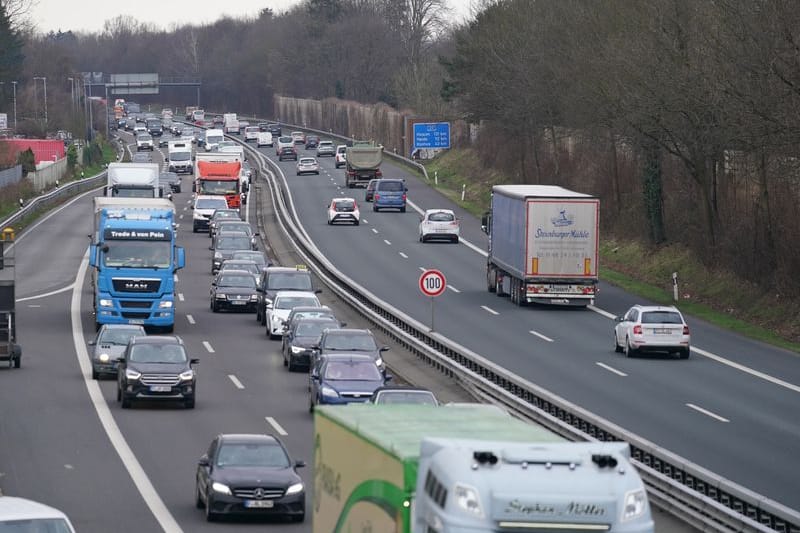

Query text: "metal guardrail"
[219, 120, 800, 533]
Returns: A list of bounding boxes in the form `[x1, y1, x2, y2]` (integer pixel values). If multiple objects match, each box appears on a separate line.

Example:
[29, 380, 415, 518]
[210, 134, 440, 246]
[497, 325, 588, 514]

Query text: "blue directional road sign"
[413, 122, 451, 150]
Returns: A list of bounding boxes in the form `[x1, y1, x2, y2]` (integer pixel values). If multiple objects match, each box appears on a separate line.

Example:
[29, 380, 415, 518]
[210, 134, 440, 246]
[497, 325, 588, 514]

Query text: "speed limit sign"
[419, 269, 446, 297]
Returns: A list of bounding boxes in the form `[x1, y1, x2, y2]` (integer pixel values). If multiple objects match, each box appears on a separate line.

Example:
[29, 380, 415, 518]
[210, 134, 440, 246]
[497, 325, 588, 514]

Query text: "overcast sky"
[31, 0, 474, 34]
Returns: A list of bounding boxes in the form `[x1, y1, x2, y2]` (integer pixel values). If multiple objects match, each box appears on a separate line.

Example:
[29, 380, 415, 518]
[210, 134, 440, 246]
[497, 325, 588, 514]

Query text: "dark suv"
[311, 328, 388, 371]
[304, 135, 320, 149]
[256, 266, 317, 325]
[116, 336, 198, 409]
[278, 145, 297, 161]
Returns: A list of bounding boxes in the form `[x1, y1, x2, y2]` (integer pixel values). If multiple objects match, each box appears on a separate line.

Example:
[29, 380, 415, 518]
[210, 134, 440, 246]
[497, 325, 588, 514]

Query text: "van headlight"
[622, 489, 647, 521]
[454, 484, 483, 517]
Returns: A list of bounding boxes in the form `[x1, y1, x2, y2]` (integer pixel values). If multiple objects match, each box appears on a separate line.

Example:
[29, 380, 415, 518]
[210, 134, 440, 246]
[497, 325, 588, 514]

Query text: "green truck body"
[313, 404, 563, 533]
[344, 141, 383, 188]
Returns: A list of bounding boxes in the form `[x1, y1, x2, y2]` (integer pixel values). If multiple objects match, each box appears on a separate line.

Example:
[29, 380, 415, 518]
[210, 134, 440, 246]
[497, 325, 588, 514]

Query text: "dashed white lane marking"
[596, 362, 627, 377]
[529, 330, 554, 342]
[383, 239, 392, 246]
[686, 403, 730, 423]
[174, 274, 179, 282]
[202, 341, 215, 353]
[178, 214, 184, 219]
[481, 305, 499, 316]
[178, 293, 185, 302]
[371, 228, 378, 234]
[182, 206, 188, 211]
[228, 375, 245, 389]
[361, 218, 368, 224]
[399, 252, 408, 259]
[28, 304, 41, 308]
[186, 314, 196, 324]
[447, 285, 460, 293]
[266, 416, 288, 436]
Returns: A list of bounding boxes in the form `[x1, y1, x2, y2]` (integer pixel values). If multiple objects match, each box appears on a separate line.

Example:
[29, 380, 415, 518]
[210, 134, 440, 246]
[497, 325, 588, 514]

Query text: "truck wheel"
[12, 345, 21, 368]
[495, 272, 506, 297]
[487, 268, 496, 293]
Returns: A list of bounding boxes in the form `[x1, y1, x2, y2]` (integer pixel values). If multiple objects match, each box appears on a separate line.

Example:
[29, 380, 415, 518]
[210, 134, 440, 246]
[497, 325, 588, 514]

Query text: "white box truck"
[106, 162, 161, 198]
[223, 113, 239, 135]
[314, 404, 653, 533]
[482, 185, 599, 306]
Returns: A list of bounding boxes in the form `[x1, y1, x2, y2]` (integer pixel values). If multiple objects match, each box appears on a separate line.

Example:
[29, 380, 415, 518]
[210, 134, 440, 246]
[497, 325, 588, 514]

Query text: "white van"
[0, 496, 76, 532]
[204, 128, 225, 152]
[167, 141, 193, 174]
[256, 131, 273, 147]
[244, 126, 260, 143]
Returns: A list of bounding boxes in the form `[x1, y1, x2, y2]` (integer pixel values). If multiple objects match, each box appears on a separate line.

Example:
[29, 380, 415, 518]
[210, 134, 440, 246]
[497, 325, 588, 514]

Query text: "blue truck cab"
[90, 198, 185, 332]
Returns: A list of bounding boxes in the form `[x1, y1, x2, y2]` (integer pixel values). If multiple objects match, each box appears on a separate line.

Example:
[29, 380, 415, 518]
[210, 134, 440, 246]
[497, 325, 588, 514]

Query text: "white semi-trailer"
[482, 185, 599, 306]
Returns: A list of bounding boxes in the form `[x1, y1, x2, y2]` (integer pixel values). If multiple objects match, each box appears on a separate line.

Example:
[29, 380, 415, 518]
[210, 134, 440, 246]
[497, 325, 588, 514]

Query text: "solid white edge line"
[202, 341, 215, 353]
[529, 330, 554, 342]
[265, 416, 288, 436]
[595, 362, 628, 377]
[186, 314, 195, 324]
[228, 375, 245, 389]
[71, 251, 183, 532]
[686, 403, 730, 423]
[481, 305, 499, 316]
[691, 346, 800, 394]
[16, 283, 75, 302]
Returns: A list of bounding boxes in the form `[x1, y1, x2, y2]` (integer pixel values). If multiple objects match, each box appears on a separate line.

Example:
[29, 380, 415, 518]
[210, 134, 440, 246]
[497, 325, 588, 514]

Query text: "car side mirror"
[116, 356, 126, 364]
[190, 358, 200, 365]
[616, 316, 624, 323]
[209, 245, 213, 250]
[88, 340, 96, 346]
[380, 346, 389, 352]
[384, 373, 393, 382]
[190, 205, 194, 209]
[295, 460, 306, 468]
[198, 455, 210, 467]
[340, 322, 347, 327]
[314, 289, 322, 294]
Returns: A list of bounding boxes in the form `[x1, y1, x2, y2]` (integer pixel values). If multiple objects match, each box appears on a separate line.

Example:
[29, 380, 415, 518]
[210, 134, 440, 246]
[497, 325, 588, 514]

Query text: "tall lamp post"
[67, 77, 75, 112]
[33, 76, 48, 126]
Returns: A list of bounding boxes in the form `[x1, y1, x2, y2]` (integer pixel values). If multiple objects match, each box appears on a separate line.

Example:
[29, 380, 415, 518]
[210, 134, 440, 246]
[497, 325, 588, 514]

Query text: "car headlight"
[215, 293, 226, 299]
[158, 300, 173, 309]
[249, 295, 258, 301]
[179, 369, 195, 381]
[454, 484, 483, 517]
[212, 482, 232, 495]
[375, 357, 384, 368]
[98, 353, 110, 363]
[321, 385, 339, 398]
[285, 482, 304, 495]
[125, 369, 141, 380]
[99, 299, 113, 307]
[291, 346, 306, 354]
[622, 489, 647, 521]
[214, 252, 222, 259]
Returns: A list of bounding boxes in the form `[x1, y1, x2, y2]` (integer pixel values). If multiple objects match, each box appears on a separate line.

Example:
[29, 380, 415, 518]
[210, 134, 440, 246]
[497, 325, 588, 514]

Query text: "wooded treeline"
[3, 0, 800, 294]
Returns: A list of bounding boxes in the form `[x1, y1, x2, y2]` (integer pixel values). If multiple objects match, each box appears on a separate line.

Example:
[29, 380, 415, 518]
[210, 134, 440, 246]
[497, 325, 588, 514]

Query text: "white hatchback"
[328, 197, 360, 226]
[266, 291, 322, 339]
[614, 305, 691, 358]
[419, 209, 460, 243]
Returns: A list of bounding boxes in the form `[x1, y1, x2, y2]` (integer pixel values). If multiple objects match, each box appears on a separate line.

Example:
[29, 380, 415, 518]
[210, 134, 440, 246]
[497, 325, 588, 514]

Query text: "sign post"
[419, 269, 446, 331]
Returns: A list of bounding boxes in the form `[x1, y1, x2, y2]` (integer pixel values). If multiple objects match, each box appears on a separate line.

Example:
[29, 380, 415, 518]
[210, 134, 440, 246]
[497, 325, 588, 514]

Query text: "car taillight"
[376, 169, 383, 177]
[374, 194, 380, 200]
[683, 325, 690, 335]
[402, 194, 407, 201]
[633, 325, 643, 335]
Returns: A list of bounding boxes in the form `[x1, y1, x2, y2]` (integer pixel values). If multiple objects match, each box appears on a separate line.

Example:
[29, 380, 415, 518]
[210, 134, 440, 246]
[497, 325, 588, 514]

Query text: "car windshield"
[324, 361, 381, 381]
[267, 273, 312, 291]
[334, 201, 356, 212]
[299, 158, 315, 164]
[98, 328, 142, 345]
[216, 443, 290, 468]
[170, 152, 190, 161]
[279, 137, 293, 144]
[641, 311, 683, 324]
[0, 518, 74, 532]
[222, 262, 258, 274]
[276, 296, 319, 310]
[376, 391, 437, 405]
[137, 135, 151, 141]
[232, 252, 266, 266]
[428, 212, 454, 222]
[129, 343, 187, 363]
[216, 236, 251, 250]
[296, 321, 337, 337]
[320, 142, 333, 147]
[293, 310, 334, 322]
[103, 241, 171, 268]
[206, 135, 224, 144]
[217, 274, 256, 288]
[196, 199, 228, 210]
[379, 181, 404, 192]
[323, 333, 377, 351]
[218, 223, 251, 235]
[212, 211, 240, 220]
[198, 180, 237, 195]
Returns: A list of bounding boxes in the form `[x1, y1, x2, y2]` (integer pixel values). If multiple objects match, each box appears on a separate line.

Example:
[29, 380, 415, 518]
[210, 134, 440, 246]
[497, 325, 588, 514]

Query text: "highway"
[254, 135, 800, 511]
[0, 122, 774, 532]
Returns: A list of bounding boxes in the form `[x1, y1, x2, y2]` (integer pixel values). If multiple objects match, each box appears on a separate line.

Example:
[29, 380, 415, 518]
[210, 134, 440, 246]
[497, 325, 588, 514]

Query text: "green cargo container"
[312, 404, 563, 533]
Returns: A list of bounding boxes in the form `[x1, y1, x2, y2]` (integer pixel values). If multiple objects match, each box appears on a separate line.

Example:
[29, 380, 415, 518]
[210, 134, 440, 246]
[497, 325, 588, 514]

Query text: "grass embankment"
[420, 148, 800, 353]
[0, 140, 117, 230]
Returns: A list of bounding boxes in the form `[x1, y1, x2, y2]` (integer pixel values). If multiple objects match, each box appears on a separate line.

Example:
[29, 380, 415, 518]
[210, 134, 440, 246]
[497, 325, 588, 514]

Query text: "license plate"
[244, 500, 274, 508]
[128, 319, 145, 325]
[654, 328, 671, 334]
[231, 300, 246, 305]
[150, 386, 171, 392]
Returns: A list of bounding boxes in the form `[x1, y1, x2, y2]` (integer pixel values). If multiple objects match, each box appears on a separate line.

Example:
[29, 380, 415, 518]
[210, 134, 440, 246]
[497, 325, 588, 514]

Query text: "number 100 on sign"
[419, 269, 446, 297]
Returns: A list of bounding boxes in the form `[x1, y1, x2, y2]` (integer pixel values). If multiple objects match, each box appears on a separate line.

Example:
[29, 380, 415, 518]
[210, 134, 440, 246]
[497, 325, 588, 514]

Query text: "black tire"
[211, 301, 219, 313]
[92, 369, 99, 380]
[163, 324, 174, 333]
[680, 347, 691, 359]
[205, 495, 217, 522]
[185, 396, 196, 409]
[614, 334, 623, 353]
[256, 306, 262, 323]
[400, 206, 406, 213]
[287, 359, 295, 372]
[373, 205, 378, 212]
[354, 221, 359, 226]
[121, 395, 132, 409]
[495, 272, 506, 297]
[116, 386, 121, 402]
[290, 513, 305, 523]
[309, 397, 315, 413]
[452, 236, 459, 244]
[12, 345, 21, 368]
[195, 485, 204, 509]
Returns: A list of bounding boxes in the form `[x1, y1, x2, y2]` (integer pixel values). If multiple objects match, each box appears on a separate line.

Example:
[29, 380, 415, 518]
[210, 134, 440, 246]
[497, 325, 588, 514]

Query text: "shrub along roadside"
[421, 148, 800, 352]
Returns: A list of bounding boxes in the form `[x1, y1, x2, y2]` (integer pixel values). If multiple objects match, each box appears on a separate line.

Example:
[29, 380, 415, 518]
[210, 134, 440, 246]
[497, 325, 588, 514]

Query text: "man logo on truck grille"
[125, 281, 148, 290]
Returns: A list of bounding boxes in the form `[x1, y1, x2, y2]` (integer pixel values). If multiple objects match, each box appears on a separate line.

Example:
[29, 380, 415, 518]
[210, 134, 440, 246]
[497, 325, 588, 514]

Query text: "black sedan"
[210, 270, 259, 312]
[159, 172, 181, 193]
[196, 433, 306, 523]
[282, 317, 341, 372]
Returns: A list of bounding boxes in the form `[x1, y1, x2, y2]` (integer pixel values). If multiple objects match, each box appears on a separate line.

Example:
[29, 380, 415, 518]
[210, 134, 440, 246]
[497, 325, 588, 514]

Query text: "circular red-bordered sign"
[419, 269, 447, 297]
